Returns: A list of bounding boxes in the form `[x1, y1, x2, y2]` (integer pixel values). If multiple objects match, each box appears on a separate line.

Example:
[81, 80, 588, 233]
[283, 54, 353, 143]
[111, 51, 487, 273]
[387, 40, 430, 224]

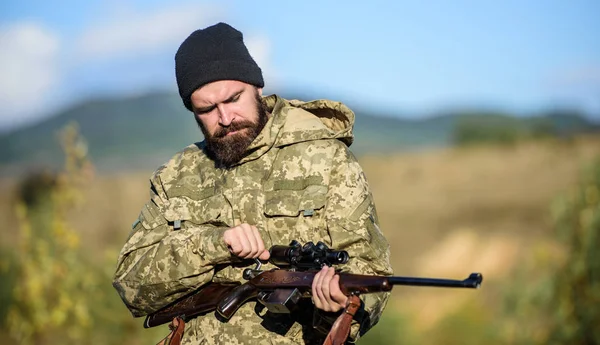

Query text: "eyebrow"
[195, 89, 244, 114]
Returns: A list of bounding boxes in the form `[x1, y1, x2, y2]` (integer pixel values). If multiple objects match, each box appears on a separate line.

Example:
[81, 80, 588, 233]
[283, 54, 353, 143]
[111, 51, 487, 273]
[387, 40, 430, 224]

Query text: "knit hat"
[175, 22, 264, 111]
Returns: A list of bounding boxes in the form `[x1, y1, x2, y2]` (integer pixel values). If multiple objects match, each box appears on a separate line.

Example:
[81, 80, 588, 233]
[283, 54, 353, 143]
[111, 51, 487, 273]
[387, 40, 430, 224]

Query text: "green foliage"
[358, 311, 416, 345]
[1, 123, 166, 344]
[6, 124, 95, 344]
[0, 247, 18, 327]
[497, 158, 600, 345]
[429, 300, 503, 345]
[529, 119, 557, 139]
[499, 243, 559, 344]
[544, 160, 600, 344]
[452, 114, 558, 147]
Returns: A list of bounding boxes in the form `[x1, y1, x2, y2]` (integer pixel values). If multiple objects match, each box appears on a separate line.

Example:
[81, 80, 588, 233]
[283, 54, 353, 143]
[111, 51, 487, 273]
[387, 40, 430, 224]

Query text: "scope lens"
[326, 251, 349, 264]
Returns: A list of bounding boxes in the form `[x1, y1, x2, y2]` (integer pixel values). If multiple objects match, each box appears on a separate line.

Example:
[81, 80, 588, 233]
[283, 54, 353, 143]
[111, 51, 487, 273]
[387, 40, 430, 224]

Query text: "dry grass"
[361, 137, 600, 271]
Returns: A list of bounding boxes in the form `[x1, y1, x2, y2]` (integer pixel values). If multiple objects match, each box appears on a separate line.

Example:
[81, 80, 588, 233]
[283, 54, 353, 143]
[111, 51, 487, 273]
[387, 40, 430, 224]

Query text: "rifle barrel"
[388, 273, 482, 289]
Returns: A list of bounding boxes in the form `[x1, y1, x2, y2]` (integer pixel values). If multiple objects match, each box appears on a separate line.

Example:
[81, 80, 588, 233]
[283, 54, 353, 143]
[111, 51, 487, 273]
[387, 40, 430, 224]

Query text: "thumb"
[259, 249, 270, 261]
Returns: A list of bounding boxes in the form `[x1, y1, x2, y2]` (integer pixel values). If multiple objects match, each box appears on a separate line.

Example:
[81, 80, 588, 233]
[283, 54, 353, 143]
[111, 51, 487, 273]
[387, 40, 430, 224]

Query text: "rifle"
[144, 240, 483, 328]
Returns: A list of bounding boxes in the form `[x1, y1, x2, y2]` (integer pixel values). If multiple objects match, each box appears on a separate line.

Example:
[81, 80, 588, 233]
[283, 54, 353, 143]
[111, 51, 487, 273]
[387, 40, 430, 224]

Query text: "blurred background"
[1, 1, 599, 344]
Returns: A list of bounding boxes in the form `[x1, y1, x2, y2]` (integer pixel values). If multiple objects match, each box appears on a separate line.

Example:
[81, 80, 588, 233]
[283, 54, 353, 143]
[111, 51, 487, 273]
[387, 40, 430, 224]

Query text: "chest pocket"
[164, 185, 228, 229]
[264, 183, 328, 245]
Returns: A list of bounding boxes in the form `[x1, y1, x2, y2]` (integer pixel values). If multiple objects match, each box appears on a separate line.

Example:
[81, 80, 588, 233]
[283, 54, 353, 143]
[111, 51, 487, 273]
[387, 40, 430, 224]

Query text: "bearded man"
[113, 22, 392, 345]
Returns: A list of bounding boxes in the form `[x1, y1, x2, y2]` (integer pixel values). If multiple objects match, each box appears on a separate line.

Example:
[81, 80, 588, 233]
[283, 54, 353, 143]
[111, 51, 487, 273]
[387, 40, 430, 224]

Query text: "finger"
[236, 225, 252, 258]
[330, 275, 348, 307]
[321, 267, 337, 309]
[312, 268, 326, 310]
[224, 228, 242, 255]
[252, 226, 269, 259]
[252, 225, 268, 259]
[315, 267, 329, 311]
[251, 226, 268, 260]
[241, 224, 258, 258]
[259, 249, 270, 261]
[311, 270, 321, 309]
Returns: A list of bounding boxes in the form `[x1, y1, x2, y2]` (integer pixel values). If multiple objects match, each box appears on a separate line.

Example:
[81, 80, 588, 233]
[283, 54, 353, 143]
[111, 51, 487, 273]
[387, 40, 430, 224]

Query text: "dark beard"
[196, 91, 269, 168]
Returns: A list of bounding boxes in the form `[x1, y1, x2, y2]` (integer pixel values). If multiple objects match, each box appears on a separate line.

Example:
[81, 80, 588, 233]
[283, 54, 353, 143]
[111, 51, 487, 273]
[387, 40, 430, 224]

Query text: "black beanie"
[175, 22, 264, 111]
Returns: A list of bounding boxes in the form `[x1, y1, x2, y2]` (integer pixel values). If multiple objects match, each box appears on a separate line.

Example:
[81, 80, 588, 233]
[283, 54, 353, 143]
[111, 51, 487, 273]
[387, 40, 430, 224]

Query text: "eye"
[195, 105, 216, 115]
[224, 92, 243, 104]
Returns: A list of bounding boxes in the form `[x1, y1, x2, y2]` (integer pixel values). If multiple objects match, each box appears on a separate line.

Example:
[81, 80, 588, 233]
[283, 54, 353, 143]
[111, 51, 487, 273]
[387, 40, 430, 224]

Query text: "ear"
[257, 87, 263, 97]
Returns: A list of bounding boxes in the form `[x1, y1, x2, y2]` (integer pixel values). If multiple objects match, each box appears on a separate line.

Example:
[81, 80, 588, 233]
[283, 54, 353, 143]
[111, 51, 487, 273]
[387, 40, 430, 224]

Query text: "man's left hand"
[312, 266, 348, 312]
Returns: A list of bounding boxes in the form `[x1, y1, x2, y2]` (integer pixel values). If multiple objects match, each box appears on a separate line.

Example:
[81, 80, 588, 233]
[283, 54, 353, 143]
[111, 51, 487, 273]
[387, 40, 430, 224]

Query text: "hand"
[223, 223, 270, 260]
[312, 266, 348, 312]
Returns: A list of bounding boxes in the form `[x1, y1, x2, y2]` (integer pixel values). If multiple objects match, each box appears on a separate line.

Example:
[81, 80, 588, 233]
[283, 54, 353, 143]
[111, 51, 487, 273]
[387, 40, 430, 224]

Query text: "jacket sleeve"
[320, 144, 394, 342]
[112, 172, 232, 317]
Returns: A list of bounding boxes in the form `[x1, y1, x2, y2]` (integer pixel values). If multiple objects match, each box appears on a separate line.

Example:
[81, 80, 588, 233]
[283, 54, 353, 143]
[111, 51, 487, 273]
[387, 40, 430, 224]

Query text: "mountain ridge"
[1, 90, 597, 175]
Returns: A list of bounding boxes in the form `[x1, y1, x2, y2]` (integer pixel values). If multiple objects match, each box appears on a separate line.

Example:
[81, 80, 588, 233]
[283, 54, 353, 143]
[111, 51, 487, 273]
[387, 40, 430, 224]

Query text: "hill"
[0, 91, 597, 174]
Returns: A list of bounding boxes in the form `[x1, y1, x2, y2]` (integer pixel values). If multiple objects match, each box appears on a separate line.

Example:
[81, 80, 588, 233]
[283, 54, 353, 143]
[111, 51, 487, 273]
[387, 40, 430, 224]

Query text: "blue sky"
[0, 0, 599, 131]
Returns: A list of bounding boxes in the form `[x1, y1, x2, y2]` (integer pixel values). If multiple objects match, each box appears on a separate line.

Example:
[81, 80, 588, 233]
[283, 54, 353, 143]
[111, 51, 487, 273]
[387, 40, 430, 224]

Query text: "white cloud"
[0, 3, 278, 131]
[0, 22, 61, 129]
[74, 3, 278, 89]
[75, 3, 278, 86]
[245, 35, 279, 88]
[245, 36, 270, 73]
[76, 3, 224, 60]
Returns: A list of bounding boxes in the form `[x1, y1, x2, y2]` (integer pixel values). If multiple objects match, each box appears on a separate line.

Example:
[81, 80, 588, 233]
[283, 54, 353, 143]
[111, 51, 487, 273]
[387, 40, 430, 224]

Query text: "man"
[113, 22, 392, 345]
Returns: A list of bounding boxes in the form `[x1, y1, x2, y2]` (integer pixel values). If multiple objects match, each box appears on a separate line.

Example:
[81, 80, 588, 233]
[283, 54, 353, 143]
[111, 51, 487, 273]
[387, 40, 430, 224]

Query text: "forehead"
[191, 80, 250, 104]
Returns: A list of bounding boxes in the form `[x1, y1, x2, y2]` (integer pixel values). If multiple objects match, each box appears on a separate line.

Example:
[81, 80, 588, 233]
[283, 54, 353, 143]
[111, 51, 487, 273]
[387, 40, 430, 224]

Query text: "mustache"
[212, 120, 255, 138]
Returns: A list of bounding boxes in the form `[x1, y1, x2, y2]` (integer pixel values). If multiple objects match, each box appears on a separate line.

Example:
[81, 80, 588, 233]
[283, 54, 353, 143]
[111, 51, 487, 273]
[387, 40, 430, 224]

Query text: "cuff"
[195, 227, 232, 265]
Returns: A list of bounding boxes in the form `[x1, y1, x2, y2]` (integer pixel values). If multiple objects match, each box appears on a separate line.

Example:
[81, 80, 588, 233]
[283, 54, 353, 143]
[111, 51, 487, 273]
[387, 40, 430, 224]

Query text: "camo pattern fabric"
[113, 95, 393, 344]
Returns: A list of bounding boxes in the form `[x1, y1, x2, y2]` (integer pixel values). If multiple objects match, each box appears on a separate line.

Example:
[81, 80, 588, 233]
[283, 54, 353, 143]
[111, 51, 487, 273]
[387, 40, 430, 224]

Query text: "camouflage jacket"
[113, 95, 393, 345]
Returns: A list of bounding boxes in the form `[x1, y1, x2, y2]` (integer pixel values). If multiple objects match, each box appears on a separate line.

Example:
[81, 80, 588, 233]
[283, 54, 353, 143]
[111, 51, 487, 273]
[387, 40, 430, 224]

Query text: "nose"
[217, 104, 234, 126]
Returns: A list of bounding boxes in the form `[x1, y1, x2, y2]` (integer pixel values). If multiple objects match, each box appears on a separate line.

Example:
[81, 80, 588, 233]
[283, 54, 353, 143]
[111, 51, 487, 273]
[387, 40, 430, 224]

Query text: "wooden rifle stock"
[144, 282, 240, 328]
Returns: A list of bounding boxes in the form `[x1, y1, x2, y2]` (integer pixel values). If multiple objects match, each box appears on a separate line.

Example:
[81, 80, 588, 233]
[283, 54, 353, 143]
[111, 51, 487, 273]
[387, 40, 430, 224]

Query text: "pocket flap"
[164, 190, 223, 225]
[265, 184, 327, 217]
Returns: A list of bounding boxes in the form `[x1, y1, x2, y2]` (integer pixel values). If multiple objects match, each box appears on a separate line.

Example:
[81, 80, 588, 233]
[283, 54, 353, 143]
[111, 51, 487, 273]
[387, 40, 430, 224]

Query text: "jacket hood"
[239, 95, 355, 164]
[275, 96, 355, 147]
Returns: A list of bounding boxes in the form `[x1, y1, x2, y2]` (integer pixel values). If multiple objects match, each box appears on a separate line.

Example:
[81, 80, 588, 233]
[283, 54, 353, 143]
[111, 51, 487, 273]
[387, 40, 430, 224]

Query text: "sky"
[0, 0, 599, 132]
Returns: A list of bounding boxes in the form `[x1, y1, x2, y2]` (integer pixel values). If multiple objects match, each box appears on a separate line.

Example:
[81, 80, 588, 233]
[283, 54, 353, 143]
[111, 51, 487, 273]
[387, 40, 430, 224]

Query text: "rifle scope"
[269, 240, 349, 268]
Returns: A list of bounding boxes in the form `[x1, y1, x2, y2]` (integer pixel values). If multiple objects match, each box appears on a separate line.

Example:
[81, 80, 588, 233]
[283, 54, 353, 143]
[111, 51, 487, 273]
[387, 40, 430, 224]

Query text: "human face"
[190, 80, 268, 167]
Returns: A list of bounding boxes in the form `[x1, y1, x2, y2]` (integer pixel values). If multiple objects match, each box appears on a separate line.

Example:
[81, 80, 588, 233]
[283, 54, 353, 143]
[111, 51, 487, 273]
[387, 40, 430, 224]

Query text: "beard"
[196, 91, 269, 168]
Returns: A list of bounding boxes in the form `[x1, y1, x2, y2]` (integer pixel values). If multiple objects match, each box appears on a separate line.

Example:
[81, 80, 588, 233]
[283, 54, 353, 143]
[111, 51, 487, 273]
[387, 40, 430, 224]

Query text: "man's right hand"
[223, 223, 270, 260]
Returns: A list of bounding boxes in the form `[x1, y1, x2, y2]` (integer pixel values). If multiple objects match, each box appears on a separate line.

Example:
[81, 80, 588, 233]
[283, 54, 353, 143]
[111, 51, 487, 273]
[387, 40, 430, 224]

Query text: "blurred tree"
[452, 114, 565, 147]
[452, 116, 523, 147]
[529, 119, 557, 139]
[6, 123, 96, 344]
